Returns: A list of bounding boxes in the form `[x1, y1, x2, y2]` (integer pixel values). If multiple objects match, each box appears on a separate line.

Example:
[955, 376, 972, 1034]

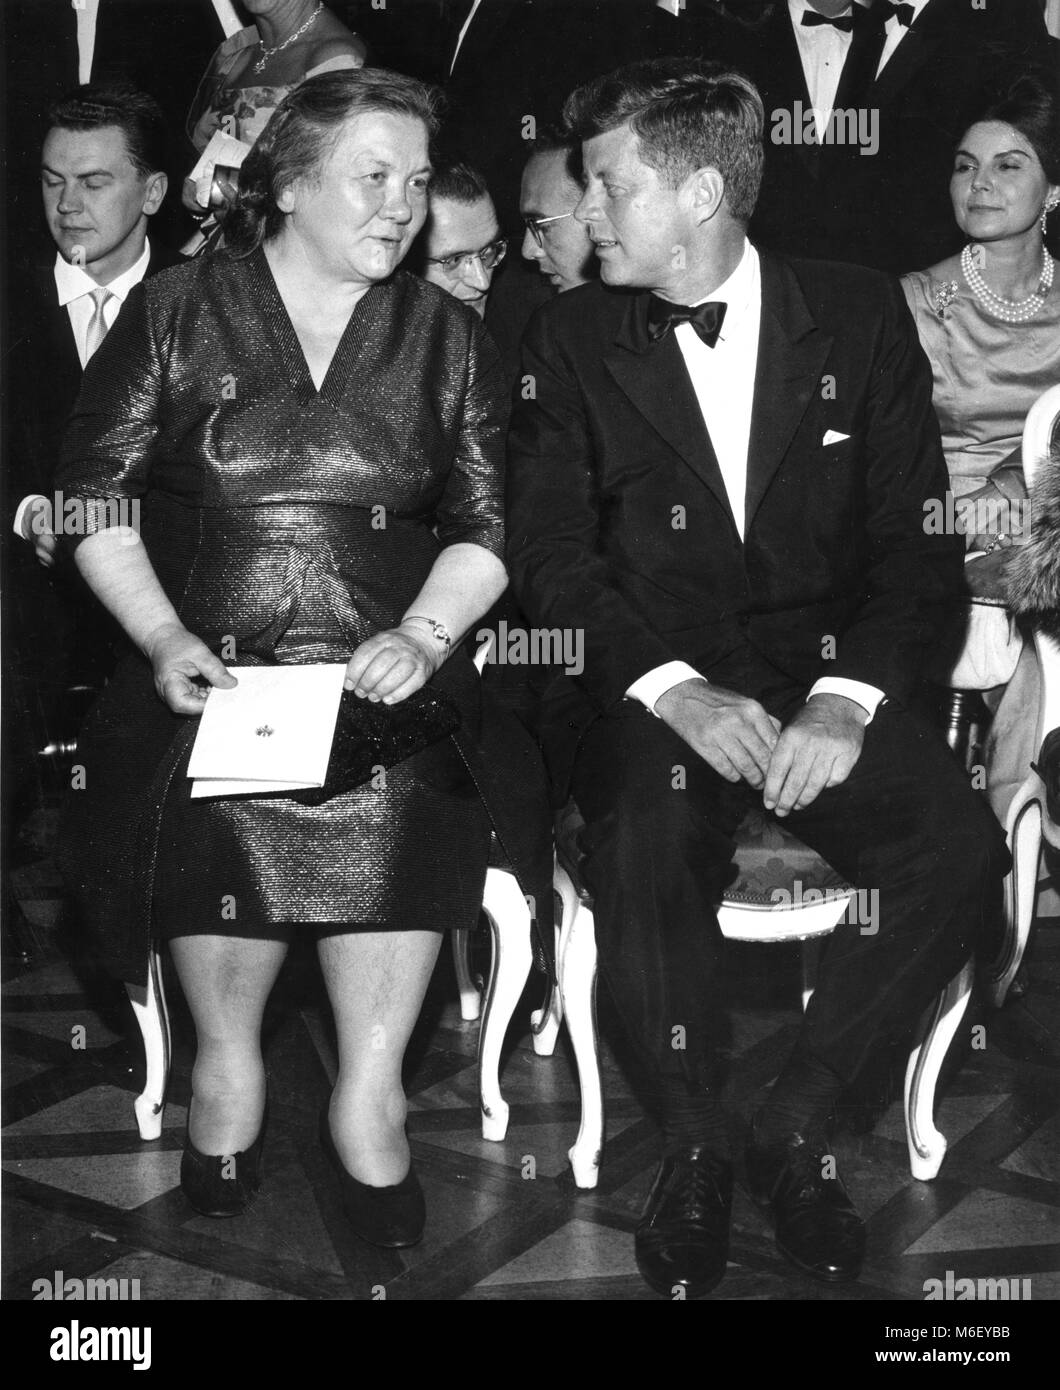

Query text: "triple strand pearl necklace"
[960, 242, 1054, 324]
[252, 2, 324, 74]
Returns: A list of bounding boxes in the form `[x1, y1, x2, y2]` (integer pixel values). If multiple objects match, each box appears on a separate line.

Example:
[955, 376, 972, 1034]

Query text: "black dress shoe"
[320, 1113, 425, 1249]
[745, 1123, 865, 1282]
[180, 1106, 267, 1218]
[635, 1146, 733, 1298]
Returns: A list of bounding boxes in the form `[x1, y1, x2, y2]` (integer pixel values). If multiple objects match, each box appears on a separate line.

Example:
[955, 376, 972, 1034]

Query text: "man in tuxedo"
[745, 1, 888, 263]
[507, 58, 1007, 1298]
[3, 85, 182, 856]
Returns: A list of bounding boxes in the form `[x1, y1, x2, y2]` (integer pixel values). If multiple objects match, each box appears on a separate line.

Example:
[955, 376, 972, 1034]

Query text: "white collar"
[53, 239, 151, 308]
[690, 239, 758, 328]
[788, 0, 855, 21]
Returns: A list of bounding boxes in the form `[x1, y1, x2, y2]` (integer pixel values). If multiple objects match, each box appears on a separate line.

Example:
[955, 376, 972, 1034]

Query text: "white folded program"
[188, 664, 347, 798]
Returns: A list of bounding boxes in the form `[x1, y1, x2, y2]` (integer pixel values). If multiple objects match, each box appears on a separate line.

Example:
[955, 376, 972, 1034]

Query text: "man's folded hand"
[763, 693, 867, 817]
[655, 678, 781, 788]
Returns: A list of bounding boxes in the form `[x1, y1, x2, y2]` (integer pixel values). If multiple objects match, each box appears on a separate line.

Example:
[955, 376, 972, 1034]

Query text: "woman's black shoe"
[320, 1112, 425, 1248]
[180, 1104, 267, 1218]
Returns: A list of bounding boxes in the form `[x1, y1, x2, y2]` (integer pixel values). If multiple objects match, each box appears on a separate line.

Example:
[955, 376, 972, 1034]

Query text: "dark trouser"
[570, 697, 1009, 1101]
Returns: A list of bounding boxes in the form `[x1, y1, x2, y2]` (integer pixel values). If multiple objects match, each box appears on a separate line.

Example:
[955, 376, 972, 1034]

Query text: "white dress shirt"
[789, 0, 855, 142]
[626, 239, 885, 722]
[73, 0, 101, 85]
[877, 0, 930, 74]
[54, 240, 151, 368]
[13, 241, 153, 539]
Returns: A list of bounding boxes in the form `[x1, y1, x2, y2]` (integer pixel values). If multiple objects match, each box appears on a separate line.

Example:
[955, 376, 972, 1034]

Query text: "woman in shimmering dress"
[57, 69, 550, 1248]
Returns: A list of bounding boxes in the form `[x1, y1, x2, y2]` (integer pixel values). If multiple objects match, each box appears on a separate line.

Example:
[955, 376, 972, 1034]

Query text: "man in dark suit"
[744, 1, 888, 262]
[507, 58, 1007, 1298]
[3, 84, 182, 856]
[2, 0, 218, 261]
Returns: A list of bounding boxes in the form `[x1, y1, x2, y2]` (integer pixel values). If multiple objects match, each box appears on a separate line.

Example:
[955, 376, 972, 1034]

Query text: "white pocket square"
[823, 430, 850, 446]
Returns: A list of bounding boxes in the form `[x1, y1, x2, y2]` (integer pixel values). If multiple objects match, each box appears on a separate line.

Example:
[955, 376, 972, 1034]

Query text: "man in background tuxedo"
[745, 1, 887, 263]
[507, 57, 1006, 1298]
[3, 85, 182, 871]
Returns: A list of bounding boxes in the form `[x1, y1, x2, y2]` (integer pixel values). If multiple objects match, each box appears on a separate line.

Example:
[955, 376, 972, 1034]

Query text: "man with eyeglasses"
[520, 130, 594, 295]
[414, 161, 506, 319]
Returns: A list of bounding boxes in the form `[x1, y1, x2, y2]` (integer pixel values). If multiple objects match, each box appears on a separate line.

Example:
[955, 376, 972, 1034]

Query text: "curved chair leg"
[799, 937, 822, 1012]
[903, 960, 975, 1182]
[530, 924, 563, 1056]
[125, 945, 171, 1141]
[478, 867, 533, 1142]
[452, 927, 481, 1022]
[554, 864, 603, 1190]
[987, 776, 1042, 1009]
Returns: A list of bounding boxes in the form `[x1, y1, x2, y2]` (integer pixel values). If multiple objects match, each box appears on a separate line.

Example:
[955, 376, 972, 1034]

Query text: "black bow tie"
[881, 2, 916, 26]
[647, 296, 727, 347]
[801, 10, 855, 32]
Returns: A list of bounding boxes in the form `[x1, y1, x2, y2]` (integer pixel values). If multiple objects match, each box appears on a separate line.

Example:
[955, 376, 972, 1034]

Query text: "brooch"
[932, 281, 959, 318]
[255, 726, 274, 738]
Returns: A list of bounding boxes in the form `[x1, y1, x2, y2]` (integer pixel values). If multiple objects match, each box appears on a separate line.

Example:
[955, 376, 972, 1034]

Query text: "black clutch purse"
[286, 684, 461, 806]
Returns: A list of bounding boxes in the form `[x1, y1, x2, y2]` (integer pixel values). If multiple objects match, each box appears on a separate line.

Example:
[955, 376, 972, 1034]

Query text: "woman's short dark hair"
[963, 75, 1060, 184]
[225, 68, 444, 256]
[562, 58, 765, 223]
[47, 83, 168, 176]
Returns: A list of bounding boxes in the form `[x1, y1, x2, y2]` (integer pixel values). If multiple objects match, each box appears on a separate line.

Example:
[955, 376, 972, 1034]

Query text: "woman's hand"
[142, 621, 237, 714]
[345, 624, 444, 704]
[182, 174, 208, 214]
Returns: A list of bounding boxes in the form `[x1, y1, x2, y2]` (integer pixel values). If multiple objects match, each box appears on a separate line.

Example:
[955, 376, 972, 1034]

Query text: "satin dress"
[56, 250, 551, 982]
[902, 263, 1060, 823]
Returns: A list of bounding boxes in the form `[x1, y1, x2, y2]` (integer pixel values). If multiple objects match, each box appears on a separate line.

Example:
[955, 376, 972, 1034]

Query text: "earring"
[1042, 196, 1060, 234]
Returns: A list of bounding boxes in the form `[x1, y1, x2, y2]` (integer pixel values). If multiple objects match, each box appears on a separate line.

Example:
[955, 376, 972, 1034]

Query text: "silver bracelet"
[403, 615, 452, 654]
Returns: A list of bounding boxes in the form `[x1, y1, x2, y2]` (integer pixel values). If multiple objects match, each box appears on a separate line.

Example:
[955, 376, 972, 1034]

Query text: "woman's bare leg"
[170, 935, 288, 1154]
[317, 929, 442, 1187]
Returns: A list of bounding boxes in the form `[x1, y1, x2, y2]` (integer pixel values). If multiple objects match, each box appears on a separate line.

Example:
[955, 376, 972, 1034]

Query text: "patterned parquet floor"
[3, 841, 1058, 1309]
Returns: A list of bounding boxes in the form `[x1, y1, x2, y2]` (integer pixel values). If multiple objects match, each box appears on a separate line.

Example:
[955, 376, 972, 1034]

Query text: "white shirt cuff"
[626, 661, 706, 715]
[808, 677, 884, 724]
[13, 494, 48, 540]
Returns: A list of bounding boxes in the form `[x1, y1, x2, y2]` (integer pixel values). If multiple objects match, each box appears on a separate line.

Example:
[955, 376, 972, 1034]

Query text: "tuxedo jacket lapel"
[603, 295, 732, 519]
[871, 20, 942, 107]
[745, 254, 834, 532]
[765, 10, 819, 179]
[834, 8, 887, 110]
[449, 0, 517, 79]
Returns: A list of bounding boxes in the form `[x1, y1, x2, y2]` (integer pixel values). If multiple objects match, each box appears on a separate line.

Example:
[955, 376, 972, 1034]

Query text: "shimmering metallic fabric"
[55, 251, 552, 982]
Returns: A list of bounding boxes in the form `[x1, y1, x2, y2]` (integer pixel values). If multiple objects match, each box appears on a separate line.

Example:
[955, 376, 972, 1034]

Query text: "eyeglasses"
[522, 212, 575, 247]
[425, 238, 508, 275]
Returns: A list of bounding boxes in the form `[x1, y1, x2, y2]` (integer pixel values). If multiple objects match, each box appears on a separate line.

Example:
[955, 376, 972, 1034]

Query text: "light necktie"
[84, 286, 114, 360]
